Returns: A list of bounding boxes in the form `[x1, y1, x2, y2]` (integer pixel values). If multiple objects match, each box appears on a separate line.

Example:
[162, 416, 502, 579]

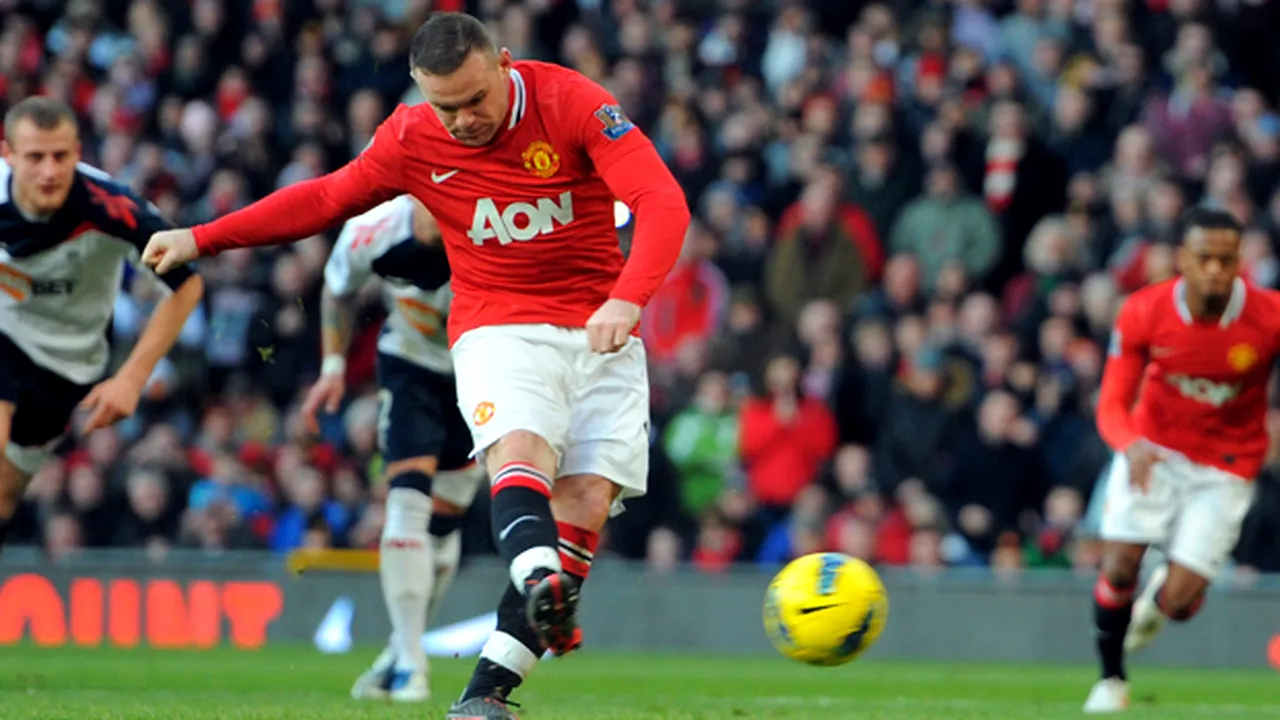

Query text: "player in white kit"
[301, 195, 484, 702]
[0, 97, 203, 552]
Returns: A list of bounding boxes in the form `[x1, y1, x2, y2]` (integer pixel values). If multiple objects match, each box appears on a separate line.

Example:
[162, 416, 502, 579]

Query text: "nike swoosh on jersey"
[431, 169, 460, 183]
[498, 514, 540, 541]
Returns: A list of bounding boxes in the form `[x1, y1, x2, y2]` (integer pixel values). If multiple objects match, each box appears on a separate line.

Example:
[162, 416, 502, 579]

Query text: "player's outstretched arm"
[143, 111, 411, 273]
[80, 274, 204, 433]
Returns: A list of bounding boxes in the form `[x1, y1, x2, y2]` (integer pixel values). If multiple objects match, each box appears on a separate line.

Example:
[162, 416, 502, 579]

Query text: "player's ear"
[497, 48, 513, 71]
[0, 139, 11, 161]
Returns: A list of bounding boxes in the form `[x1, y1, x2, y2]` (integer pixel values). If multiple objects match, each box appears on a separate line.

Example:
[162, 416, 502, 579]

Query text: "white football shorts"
[450, 324, 650, 510]
[1100, 447, 1256, 580]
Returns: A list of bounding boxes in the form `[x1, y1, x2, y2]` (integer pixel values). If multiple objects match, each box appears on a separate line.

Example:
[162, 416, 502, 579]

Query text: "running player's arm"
[84, 175, 206, 389]
[557, 76, 690, 307]
[191, 108, 411, 257]
[1096, 296, 1150, 451]
[319, 218, 379, 367]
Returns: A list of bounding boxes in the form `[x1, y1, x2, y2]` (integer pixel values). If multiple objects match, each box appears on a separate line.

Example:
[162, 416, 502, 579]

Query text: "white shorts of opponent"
[1101, 448, 1257, 580]
[451, 324, 650, 514]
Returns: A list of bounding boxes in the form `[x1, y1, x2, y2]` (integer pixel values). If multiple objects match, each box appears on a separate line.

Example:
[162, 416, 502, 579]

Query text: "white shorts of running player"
[1101, 447, 1257, 580]
[451, 324, 650, 512]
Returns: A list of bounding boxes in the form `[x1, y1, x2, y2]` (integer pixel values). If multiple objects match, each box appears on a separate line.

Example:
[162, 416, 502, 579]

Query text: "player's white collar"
[1173, 276, 1246, 328]
[507, 68, 527, 130]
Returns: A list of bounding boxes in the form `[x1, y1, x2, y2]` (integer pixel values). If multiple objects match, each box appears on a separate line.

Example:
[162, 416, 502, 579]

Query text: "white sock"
[381, 487, 433, 673]
[480, 630, 540, 680]
[509, 546, 561, 590]
[427, 528, 462, 622]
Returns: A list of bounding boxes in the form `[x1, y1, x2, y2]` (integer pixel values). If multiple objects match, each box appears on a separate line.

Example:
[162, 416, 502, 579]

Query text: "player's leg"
[450, 328, 574, 590]
[448, 330, 646, 719]
[446, 328, 574, 719]
[351, 356, 452, 702]
[1084, 453, 1175, 714]
[447, 430, 564, 711]
[0, 354, 24, 552]
[0, 349, 92, 556]
[1126, 463, 1257, 654]
[351, 454, 437, 702]
[427, 380, 490, 622]
[1092, 541, 1147, 680]
[427, 461, 486, 620]
[378, 456, 437, 701]
[523, 333, 650, 658]
[0, 400, 19, 551]
[451, 472, 619, 718]
[528, 473, 616, 650]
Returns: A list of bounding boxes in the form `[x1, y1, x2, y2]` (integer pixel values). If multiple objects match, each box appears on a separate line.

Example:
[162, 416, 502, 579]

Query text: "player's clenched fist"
[79, 374, 145, 434]
[142, 229, 199, 275]
[1125, 441, 1165, 494]
[300, 373, 346, 434]
[586, 298, 641, 354]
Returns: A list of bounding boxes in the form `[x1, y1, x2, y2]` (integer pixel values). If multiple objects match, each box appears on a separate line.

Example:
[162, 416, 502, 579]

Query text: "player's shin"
[427, 511, 465, 620]
[1093, 574, 1136, 680]
[381, 477, 435, 675]
[490, 462, 562, 587]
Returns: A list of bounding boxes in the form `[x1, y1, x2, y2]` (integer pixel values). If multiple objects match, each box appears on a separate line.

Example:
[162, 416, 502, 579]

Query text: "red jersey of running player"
[1097, 276, 1280, 479]
[193, 61, 689, 345]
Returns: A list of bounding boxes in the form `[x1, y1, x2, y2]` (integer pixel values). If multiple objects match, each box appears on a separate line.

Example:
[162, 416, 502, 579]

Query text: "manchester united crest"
[473, 401, 495, 427]
[1228, 343, 1257, 373]
[522, 140, 561, 179]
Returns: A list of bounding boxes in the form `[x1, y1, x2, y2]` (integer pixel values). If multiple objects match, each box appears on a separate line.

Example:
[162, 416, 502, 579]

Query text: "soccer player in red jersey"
[1084, 208, 1271, 713]
[142, 13, 690, 717]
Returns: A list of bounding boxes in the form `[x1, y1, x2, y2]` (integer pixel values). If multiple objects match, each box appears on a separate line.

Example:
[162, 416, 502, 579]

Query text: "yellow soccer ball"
[762, 552, 889, 666]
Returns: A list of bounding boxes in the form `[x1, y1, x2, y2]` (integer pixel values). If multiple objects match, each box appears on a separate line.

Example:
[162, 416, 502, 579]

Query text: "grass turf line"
[0, 646, 1276, 719]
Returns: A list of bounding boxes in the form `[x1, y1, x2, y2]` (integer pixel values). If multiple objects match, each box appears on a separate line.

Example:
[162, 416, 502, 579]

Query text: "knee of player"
[550, 474, 614, 529]
[433, 497, 467, 515]
[387, 469, 435, 497]
[0, 456, 31, 509]
[1099, 566, 1138, 590]
[487, 431, 557, 475]
[386, 457, 439, 481]
[1099, 553, 1142, 589]
[1158, 587, 1206, 622]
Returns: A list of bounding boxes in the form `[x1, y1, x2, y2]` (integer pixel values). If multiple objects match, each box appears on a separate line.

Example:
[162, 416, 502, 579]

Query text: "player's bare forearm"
[320, 286, 357, 359]
[116, 275, 204, 388]
[194, 166, 398, 257]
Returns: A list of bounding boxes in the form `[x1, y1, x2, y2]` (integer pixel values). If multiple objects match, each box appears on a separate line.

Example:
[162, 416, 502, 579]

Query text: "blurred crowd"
[4, 0, 1280, 574]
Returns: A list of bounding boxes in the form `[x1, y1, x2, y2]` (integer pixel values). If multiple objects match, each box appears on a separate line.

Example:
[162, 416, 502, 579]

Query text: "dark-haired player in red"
[142, 12, 690, 719]
[1084, 207, 1272, 713]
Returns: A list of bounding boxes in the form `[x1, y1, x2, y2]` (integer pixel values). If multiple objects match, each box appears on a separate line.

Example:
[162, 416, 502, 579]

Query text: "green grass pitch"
[0, 646, 1277, 719]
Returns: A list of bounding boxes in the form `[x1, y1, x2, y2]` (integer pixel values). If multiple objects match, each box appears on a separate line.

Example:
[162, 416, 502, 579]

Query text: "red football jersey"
[194, 61, 690, 345]
[1097, 277, 1280, 479]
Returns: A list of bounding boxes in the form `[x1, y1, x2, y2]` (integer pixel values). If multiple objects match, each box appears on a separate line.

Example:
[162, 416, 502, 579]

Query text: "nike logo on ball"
[798, 603, 841, 615]
[432, 169, 460, 183]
